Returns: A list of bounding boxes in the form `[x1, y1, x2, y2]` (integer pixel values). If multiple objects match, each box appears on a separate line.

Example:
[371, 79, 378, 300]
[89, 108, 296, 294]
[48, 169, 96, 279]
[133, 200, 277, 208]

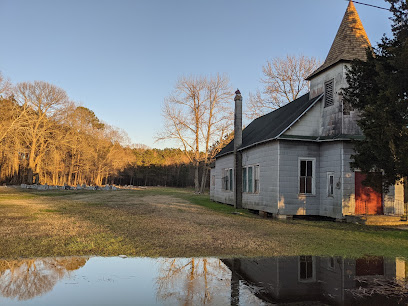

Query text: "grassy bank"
[1, 187, 408, 259]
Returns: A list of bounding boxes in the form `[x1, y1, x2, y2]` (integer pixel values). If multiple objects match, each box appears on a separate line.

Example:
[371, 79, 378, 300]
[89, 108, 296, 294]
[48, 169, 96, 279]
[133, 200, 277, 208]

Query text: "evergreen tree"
[342, 0, 408, 191]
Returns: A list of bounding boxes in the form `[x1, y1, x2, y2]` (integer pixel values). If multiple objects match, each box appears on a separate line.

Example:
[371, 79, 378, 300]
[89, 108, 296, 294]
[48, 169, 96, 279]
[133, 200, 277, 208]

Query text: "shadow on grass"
[3, 187, 408, 258]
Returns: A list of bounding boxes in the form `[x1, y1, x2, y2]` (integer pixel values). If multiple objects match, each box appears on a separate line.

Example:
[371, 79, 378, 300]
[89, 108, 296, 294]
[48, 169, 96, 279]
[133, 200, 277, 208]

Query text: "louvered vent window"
[324, 80, 334, 107]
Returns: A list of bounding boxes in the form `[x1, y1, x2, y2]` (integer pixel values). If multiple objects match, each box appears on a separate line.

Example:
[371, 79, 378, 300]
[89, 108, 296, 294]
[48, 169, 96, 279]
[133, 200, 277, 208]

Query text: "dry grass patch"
[1, 187, 408, 259]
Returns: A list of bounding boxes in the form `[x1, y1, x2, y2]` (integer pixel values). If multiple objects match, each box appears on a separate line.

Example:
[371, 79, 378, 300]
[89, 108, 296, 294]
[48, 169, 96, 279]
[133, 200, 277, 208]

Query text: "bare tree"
[0, 72, 11, 98]
[0, 257, 88, 300]
[0, 73, 25, 143]
[246, 55, 321, 120]
[0, 76, 135, 186]
[156, 258, 231, 305]
[14, 81, 70, 183]
[158, 74, 233, 193]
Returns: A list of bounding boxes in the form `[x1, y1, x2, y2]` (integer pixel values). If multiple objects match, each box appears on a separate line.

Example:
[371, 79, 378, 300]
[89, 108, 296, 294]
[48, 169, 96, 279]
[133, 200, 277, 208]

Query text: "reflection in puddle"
[156, 258, 230, 305]
[223, 256, 408, 305]
[0, 257, 87, 301]
[0, 256, 406, 305]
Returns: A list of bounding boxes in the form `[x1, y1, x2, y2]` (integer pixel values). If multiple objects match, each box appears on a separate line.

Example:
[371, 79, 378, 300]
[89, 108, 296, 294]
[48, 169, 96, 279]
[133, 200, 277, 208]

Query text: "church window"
[242, 165, 260, 194]
[223, 168, 233, 191]
[299, 256, 316, 282]
[299, 158, 315, 195]
[327, 172, 334, 197]
[242, 167, 247, 192]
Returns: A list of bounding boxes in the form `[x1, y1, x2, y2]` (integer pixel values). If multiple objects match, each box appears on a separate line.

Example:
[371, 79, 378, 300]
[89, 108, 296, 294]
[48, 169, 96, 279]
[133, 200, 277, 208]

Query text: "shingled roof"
[307, 1, 371, 80]
[216, 93, 323, 157]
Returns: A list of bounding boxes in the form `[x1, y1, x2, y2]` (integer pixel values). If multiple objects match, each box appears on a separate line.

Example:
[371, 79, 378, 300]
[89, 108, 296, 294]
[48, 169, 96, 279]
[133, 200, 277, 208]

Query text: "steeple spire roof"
[307, 1, 371, 80]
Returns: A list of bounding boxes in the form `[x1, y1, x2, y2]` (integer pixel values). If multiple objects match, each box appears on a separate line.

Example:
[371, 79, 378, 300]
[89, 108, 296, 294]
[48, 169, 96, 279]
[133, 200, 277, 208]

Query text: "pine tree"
[342, 0, 408, 191]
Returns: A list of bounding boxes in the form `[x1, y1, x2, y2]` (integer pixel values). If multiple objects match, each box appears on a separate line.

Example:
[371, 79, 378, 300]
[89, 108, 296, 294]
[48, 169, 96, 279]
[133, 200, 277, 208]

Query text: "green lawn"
[1, 186, 407, 259]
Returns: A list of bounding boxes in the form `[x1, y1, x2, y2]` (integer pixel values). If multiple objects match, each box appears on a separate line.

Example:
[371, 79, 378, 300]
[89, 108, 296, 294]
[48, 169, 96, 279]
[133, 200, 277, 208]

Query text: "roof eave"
[306, 60, 351, 81]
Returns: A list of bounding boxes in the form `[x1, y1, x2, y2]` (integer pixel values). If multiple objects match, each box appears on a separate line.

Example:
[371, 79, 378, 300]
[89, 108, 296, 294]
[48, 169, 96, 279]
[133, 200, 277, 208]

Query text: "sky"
[0, 0, 393, 149]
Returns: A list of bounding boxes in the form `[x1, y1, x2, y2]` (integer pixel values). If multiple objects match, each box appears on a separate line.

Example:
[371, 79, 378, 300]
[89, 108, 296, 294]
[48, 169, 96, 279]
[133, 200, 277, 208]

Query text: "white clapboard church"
[210, 1, 405, 219]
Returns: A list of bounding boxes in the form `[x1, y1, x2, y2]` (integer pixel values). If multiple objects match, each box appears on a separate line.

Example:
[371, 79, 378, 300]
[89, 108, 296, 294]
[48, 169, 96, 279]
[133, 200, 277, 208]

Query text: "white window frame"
[242, 167, 247, 193]
[242, 164, 260, 194]
[298, 255, 316, 282]
[327, 172, 334, 197]
[247, 166, 253, 193]
[327, 257, 335, 271]
[229, 168, 233, 191]
[254, 165, 260, 193]
[223, 169, 228, 191]
[298, 158, 316, 195]
[223, 168, 233, 192]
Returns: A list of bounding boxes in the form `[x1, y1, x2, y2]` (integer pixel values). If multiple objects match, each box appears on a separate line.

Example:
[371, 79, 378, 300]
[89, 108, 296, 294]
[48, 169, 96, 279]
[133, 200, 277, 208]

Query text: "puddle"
[0, 256, 407, 305]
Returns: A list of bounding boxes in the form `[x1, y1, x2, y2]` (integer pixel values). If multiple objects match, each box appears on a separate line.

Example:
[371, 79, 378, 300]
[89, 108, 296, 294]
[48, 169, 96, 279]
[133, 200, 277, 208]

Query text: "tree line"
[0, 55, 324, 190]
[0, 76, 209, 187]
[0, 77, 134, 186]
[115, 148, 207, 188]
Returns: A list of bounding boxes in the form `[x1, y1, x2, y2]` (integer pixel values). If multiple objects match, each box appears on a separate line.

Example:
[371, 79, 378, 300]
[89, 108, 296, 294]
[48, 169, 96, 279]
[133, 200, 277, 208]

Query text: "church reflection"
[222, 256, 408, 305]
[0, 257, 87, 300]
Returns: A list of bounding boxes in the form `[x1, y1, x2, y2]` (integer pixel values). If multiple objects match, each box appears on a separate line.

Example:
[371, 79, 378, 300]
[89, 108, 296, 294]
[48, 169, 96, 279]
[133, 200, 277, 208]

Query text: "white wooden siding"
[241, 142, 279, 213]
[284, 99, 323, 137]
[341, 142, 356, 216]
[278, 141, 320, 215]
[211, 154, 235, 205]
[319, 142, 343, 218]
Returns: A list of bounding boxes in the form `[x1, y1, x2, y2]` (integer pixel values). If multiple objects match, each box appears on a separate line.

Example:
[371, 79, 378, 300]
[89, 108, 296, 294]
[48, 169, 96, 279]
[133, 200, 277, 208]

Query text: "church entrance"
[355, 172, 383, 215]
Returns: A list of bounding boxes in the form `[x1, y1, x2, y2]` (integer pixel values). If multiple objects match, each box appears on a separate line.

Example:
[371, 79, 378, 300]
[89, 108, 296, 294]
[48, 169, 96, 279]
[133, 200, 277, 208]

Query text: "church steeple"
[307, 1, 371, 80]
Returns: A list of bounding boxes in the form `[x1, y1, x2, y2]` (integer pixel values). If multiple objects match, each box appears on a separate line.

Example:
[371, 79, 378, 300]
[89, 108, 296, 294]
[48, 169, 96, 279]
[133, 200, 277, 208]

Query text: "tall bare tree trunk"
[68, 154, 74, 185]
[194, 160, 199, 192]
[199, 165, 208, 194]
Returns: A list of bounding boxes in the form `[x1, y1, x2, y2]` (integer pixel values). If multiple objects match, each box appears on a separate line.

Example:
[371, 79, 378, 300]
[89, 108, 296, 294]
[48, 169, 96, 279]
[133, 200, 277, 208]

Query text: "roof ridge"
[251, 92, 310, 122]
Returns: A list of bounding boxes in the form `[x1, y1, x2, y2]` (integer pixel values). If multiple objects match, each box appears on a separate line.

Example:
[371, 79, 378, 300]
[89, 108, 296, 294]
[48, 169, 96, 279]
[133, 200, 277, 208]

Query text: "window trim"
[327, 172, 334, 197]
[223, 168, 233, 192]
[298, 157, 316, 195]
[298, 255, 316, 283]
[242, 164, 260, 194]
[254, 165, 260, 193]
[242, 167, 247, 193]
[327, 257, 335, 271]
[229, 169, 233, 191]
[248, 166, 253, 193]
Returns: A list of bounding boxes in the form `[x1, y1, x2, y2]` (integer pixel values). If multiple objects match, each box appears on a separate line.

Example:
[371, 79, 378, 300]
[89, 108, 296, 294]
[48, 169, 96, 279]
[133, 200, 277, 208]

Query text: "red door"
[356, 256, 384, 276]
[355, 172, 383, 215]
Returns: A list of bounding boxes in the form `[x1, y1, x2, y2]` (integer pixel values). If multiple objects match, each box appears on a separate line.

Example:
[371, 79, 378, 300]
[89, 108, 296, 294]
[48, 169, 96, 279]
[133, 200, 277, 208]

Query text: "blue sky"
[0, 0, 392, 148]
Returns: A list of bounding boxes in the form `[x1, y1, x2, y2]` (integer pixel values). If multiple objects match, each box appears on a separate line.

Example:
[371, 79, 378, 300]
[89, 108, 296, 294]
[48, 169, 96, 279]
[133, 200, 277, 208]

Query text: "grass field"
[1, 186, 408, 259]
